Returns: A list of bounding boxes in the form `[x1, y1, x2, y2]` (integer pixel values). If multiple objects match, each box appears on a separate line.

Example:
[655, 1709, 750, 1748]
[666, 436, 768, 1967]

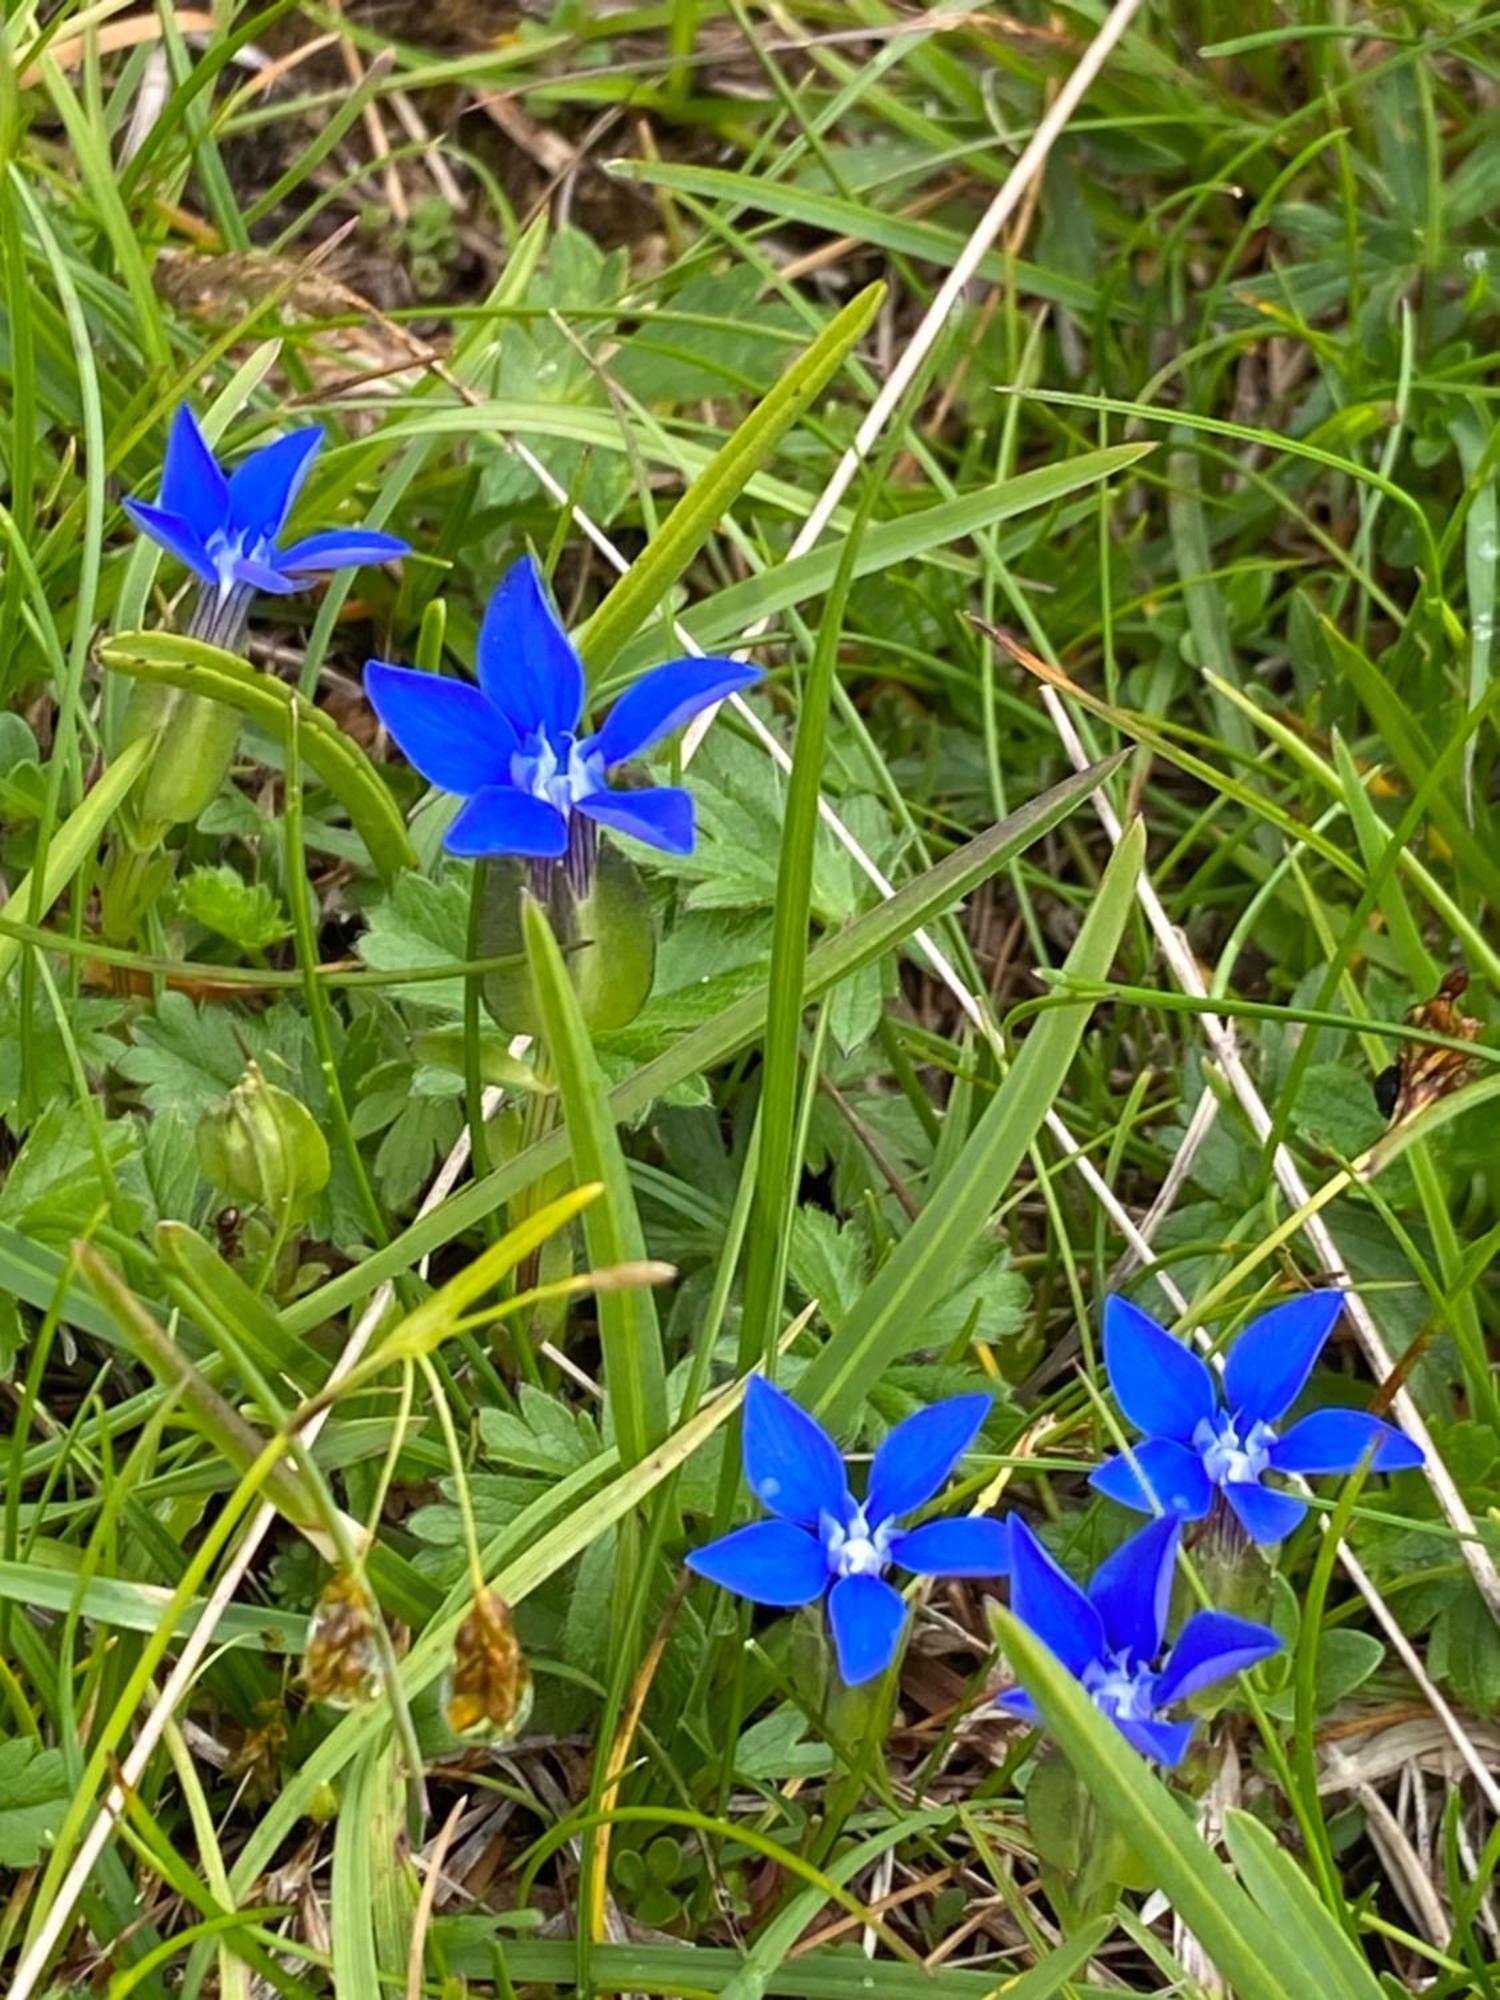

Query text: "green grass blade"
[1222, 1811, 1385, 2000]
[0, 734, 152, 991]
[577, 282, 884, 677]
[281, 757, 1122, 1338]
[604, 445, 1155, 684]
[523, 895, 669, 1461]
[796, 818, 1145, 1429]
[992, 1605, 1293, 2000]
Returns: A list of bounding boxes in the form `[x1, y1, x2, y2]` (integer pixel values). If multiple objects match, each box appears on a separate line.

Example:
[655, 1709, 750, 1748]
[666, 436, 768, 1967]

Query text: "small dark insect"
[1372, 1063, 1402, 1120]
[215, 1206, 243, 1256]
[1372, 968, 1482, 1126]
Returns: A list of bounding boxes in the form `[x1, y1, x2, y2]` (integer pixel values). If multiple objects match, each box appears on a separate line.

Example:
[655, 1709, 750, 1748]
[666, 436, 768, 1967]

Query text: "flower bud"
[121, 682, 241, 831]
[196, 1061, 330, 1225]
[443, 1589, 532, 1743]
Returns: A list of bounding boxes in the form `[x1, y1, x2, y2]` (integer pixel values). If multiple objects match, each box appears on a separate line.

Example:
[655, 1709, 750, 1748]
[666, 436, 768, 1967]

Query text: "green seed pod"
[122, 682, 241, 829]
[196, 1061, 330, 1225]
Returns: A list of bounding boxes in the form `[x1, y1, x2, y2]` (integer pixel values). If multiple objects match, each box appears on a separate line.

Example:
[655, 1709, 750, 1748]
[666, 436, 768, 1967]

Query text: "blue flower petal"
[365, 663, 517, 794]
[1007, 1516, 1106, 1678]
[278, 529, 409, 574]
[588, 658, 762, 768]
[1103, 1296, 1217, 1444]
[888, 1516, 1011, 1577]
[1089, 1438, 1214, 1520]
[1114, 1714, 1195, 1767]
[576, 784, 695, 854]
[1087, 1513, 1179, 1665]
[1222, 1478, 1306, 1546]
[477, 556, 584, 740]
[122, 500, 215, 585]
[827, 1572, 907, 1685]
[1223, 1291, 1344, 1425]
[1154, 1610, 1282, 1708]
[233, 555, 301, 597]
[157, 404, 229, 530]
[996, 1687, 1041, 1724]
[741, 1376, 849, 1528]
[226, 426, 324, 542]
[685, 1521, 828, 1607]
[1269, 1408, 1424, 1475]
[444, 785, 567, 859]
[866, 1393, 991, 1526]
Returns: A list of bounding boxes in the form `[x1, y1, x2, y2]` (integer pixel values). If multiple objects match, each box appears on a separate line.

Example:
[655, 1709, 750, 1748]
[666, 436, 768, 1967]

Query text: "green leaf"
[98, 632, 416, 881]
[284, 756, 1123, 1339]
[174, 864, 292, 952]
[576, 282, 884, 677]
[0, 1738, 70, 1867]
[796, 819, 1146, 1428]
[523, 894, 669, 1461]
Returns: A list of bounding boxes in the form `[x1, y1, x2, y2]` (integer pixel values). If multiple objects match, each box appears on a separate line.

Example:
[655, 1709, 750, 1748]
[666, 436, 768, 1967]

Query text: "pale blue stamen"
[821, 1504, 894, 1580]
[1195, 1412, 1277, 1489]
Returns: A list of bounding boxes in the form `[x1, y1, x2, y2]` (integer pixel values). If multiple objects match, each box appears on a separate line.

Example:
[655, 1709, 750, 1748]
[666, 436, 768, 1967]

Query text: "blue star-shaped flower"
[1000, 1513, 1281, 1765]
[686, 1377, 1010, 1686]
[1090, 1292, 1425, 1545]
[124, 404, 408, 600]
[364, 555, 760, 860]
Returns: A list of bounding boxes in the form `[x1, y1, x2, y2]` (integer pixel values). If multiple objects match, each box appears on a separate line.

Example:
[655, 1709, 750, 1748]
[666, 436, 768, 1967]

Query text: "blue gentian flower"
[125, 405, 407, 601]
[1000, 1513, 1281, 1765]
[686, 1377, 1009, 1686]
[364, 555, 760, 861]
[1090, 1293, 1425, 1546]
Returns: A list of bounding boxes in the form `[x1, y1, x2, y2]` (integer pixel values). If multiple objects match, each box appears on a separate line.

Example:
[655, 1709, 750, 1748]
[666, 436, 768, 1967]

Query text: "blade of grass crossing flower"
[0, 734, 151, 991]
[523, 897, 669, 1462]
[738, 473, 874, 1373]
[97, 633, 416, 880]
[993, 1608, 1373, 2000]
[796, 818, 1146, 1429]
[282, 757, 1122, 1338]
[576, 283, 884, 678]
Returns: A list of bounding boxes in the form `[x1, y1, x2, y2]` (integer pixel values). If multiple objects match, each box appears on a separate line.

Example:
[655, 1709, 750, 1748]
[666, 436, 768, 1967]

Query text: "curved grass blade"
[98, 632, 416, 880]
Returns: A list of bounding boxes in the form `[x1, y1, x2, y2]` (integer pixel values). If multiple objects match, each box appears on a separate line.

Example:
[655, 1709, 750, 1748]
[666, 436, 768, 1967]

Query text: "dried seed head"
[444, 1589, 533, 1743]
[1377, 968, 1483, 1126]
[302, 1573, 381, 1710]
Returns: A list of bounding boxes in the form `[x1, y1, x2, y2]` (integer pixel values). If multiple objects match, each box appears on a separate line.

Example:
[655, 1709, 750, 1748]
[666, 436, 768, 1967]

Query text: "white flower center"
[206, 526, 272, 599]
[513, 729, 602, 814]
[1195, 1411, 1276, 1488]
[1086, 1653, 1158, 1723]
[822, 1505, 893, 1580]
